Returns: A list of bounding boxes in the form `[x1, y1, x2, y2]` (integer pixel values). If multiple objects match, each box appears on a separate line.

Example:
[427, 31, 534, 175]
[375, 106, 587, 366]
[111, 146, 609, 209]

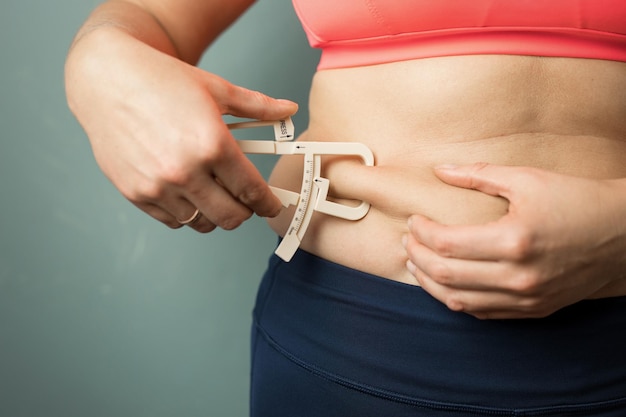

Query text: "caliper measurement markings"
[288, 155, 315, 237]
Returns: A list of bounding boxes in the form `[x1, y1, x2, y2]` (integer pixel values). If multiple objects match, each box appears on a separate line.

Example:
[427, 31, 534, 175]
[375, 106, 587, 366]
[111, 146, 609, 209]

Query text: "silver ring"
[178, 208, 201, 225]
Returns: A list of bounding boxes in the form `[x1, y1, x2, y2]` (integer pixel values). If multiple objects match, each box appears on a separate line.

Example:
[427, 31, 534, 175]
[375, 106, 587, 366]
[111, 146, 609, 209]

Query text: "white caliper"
[228, 118, 374, 262]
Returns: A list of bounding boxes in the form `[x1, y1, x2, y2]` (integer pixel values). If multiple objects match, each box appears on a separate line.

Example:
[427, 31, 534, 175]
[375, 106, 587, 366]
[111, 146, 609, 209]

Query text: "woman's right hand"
[65, 8, 298, 233]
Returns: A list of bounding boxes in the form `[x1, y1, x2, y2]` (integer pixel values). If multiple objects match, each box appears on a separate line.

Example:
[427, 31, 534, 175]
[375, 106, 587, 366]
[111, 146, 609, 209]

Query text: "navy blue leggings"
[251, 250, 626, 416]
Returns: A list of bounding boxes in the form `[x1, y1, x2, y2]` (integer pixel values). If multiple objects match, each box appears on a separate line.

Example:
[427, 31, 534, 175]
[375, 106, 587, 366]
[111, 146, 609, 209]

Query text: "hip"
[251, 249, 626, 415]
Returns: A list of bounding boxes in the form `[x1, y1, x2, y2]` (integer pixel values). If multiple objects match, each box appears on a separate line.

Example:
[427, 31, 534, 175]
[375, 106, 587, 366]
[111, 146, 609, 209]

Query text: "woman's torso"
[267, 55, 626, 283]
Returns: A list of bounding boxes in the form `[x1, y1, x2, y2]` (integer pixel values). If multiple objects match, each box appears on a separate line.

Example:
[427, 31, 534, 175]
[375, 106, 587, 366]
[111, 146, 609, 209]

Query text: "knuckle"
[145, 149, 197, 189]
[467, 162, 491, 187]
[118, 184, 139, 202]
[129, 179, 166, 202]
[205, 74, 231, 104]
[503, 226, 535, 261]
[248, 90, 273, 118]
[220, 218, 242, 231]
[165, 220, 184, 229]
[222, 80, 238, 99]
[218, 210, 252, 231]
[197, 223, 217, 233]
[189, 221, 217, 234]
[431, 235, 455, 257]
[159, 138, 228, 186]
[238, 183, 271, 207]
[159, 161, 193, 188]
[197, 134, 228, 164]
[429, 262, 452, 284]
[509, 270, 542, 294]
[220, 82, 243, 113]
[443, 293, 465, 312]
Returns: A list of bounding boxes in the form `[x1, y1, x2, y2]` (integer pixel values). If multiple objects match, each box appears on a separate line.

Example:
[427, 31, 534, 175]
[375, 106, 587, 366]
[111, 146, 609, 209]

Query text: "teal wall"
[0, 1, 319, 416]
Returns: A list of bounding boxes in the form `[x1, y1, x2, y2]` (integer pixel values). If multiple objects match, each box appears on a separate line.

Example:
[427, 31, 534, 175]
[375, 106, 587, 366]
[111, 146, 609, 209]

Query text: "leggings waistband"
[252, 249, 626, 414]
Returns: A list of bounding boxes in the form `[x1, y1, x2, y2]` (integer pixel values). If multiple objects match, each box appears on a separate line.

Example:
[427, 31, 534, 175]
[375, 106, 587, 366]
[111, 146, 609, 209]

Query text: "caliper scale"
[228, 118, 375, 262]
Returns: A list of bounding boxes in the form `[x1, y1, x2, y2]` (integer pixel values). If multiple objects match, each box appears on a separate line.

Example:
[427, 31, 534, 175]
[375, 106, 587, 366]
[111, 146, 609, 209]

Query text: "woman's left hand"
[403, 163, 626, 319]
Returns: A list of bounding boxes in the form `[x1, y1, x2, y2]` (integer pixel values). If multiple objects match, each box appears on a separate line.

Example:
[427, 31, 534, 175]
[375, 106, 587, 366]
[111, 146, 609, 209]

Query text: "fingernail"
[406, 260, 417, 274]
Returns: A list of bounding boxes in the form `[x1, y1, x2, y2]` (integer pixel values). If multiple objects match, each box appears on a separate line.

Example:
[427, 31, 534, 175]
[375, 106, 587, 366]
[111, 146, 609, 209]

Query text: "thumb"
[210, 76, 298, 120]
[433, 162, 515, 198]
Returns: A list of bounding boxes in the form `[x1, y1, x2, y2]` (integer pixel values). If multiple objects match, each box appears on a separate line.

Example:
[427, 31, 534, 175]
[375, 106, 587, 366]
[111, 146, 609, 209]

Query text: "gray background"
[0, 1, 319, 416]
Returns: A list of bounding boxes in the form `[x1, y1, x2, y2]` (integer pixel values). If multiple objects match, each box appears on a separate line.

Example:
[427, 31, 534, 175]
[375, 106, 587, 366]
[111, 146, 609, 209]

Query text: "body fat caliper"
[228, 117, 375, 262]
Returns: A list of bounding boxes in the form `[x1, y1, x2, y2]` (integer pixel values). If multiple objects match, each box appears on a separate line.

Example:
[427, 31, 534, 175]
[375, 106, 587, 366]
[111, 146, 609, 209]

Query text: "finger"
[404, 233, 513, 291]
[173, 205, 217, 234]
[408, 214, 532, 262]
[185, 173, 256, 230]
[208, 75, 298, 121]
[135, 202, 184, 229]
[135, 122, 279, 229]
[408, 263, 553, 319]
[208, 139, 283, 218]
[144, 186, 215, 232]
[139, 200, 218, 233]
[433, 163, 520, 199]
[185, 213, 217, 233]
[406, 261, 486, 313]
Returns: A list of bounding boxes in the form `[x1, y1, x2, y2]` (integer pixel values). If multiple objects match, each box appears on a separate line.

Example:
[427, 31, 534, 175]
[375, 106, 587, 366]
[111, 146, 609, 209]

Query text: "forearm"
[68, 1, 180, 61]
[65, 0, 255, 124]
[67, 0, 255, 64]
[64, 4, 176, 128]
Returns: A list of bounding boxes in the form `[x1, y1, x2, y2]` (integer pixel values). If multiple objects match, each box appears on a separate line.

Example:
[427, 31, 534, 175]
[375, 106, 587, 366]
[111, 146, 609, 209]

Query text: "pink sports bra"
[291, 0, 626, 70]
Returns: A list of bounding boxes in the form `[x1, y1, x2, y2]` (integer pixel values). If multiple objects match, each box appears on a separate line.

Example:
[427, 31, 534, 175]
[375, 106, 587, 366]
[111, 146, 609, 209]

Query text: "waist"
[267, 55, 626, 282]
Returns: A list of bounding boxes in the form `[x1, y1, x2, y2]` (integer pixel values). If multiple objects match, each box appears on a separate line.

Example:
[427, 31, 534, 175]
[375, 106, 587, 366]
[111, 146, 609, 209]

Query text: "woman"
[65, 0, 626, 415]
